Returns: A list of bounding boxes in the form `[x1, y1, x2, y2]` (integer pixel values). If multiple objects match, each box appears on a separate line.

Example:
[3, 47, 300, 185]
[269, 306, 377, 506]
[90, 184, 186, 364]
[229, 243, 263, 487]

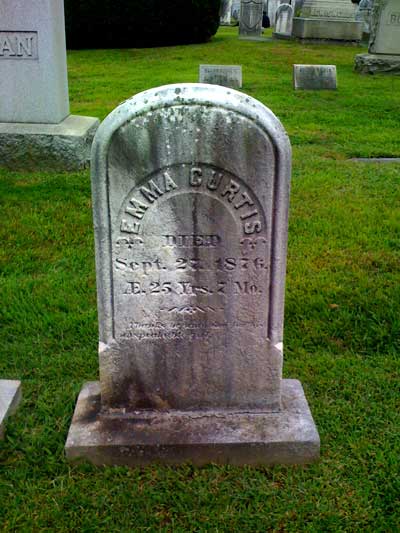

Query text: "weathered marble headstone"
[293, 64, 337, 89]
[65, 83, 320, 466]
[273, 3, 295, 38]
[199, 65, 243, 88]
[292, 0, 362, 41]
[220, 0, 233, 24]
[0, 380, 22, 439]
[355, 0, 400, 74]
[0, 0, 99, 170]
[239, 0, 264, 38]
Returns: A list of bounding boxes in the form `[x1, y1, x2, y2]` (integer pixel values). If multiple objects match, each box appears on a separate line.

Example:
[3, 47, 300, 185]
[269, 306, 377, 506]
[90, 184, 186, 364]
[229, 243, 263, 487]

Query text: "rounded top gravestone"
[91, 83, 291, 411]
[66, 83, 320, 467]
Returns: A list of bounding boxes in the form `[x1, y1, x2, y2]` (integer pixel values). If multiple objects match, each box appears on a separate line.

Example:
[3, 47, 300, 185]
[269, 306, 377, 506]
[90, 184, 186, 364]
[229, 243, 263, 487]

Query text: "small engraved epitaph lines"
[0, 32, 38, 60]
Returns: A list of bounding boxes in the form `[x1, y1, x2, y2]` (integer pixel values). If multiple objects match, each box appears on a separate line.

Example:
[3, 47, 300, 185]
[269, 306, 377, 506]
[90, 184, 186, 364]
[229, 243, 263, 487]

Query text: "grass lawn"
[1, 27, 399, 531]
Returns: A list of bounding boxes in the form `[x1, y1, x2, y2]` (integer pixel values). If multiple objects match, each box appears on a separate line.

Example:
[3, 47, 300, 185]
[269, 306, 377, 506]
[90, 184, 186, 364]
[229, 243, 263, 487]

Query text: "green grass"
[1, 27, 399, 531]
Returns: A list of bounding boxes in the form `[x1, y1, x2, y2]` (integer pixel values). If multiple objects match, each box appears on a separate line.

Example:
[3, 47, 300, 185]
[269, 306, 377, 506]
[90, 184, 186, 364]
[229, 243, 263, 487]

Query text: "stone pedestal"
[0, 115, 100, 171]
[0, 0, 99, 170]
[354, 53, 400, 74]
[355, 0, 400, 74]
[66, 380, 319, 466]
[65, 83, 320, 466]
[293, 0, 362, 41]
[0, 380, 22, 439]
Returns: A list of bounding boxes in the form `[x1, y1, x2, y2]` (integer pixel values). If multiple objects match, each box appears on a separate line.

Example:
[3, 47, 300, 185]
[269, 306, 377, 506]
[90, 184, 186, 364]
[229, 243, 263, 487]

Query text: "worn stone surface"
[66, 83, 319, 465]
[220, 0, 233, 24]
[293, 64, 337, 89]
[293, 0, 362, 41]
[239, 0, 264, 37]
[0, 0, 69, 123]
[66, 380, 320, 466]
[354, 53, 400, 74]
[0, 380, 22, 439]
[273, 4, 294, 38]
[199, 65, 242, 88]
[0, 115, 100, 171]
[369, 0, 400, 55]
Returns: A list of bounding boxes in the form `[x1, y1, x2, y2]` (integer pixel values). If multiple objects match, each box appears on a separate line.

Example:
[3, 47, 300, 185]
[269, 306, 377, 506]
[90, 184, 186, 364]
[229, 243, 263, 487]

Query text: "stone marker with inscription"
[65, 83, 320, 466]
[355, 0, 400, 74]
[199, 65, 243, 88]
[0, 0, 99, 170]
[292, 0, 362, 41]
[293, 64, 337, 90]
[273, 3, 295, 39]
[239, 0, 264, 39]
[0, 380, 22, 439]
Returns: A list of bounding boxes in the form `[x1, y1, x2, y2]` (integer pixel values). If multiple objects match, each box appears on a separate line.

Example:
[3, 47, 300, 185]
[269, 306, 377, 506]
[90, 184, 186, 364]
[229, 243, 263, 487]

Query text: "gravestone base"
[238, 35, 271, 42]
[0, 380, 22, 439]
[0, 115, 99, 171]
[354, 54, 400, 75]
[66, 379, 320, 466]
[293, 18, 362, 42]
[272, 32, 293, 40]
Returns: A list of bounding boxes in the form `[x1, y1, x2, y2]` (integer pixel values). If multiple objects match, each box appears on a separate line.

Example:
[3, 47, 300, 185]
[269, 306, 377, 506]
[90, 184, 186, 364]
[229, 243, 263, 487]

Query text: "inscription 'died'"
[112, 163, 269, 341]
[0, 31, 38, 59]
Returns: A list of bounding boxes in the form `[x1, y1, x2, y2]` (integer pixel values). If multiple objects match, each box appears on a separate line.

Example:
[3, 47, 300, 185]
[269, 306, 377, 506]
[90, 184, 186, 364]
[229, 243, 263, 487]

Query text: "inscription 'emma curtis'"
[119, 165, 263, 237]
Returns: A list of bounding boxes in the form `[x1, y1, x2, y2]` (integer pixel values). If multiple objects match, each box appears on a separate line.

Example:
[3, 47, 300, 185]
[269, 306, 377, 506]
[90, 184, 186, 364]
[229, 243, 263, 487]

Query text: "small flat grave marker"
[199, 65, 242, 88]
[293, 64, 337, 90]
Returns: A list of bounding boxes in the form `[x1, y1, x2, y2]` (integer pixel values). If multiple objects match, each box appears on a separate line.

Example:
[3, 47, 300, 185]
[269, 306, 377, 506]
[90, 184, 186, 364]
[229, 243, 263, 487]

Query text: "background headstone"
[239, 0, 264, 38]
[355, 0, 400, 74]
[0, 380, 22, 439]
[66, 83, 320, 466]
[199, 65, 243, 88]
[292, 0, 362, 41]
[293, 64, 337, 89]
[0, 0, 99, 170]
[220, 0, 233, 24]
[273, 3, 294, 38]
[232, 0, 241, 22]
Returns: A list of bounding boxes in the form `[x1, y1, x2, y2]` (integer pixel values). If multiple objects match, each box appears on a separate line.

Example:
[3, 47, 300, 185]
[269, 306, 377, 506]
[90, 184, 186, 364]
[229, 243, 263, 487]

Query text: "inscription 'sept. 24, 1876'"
[66, 84, 320, 466]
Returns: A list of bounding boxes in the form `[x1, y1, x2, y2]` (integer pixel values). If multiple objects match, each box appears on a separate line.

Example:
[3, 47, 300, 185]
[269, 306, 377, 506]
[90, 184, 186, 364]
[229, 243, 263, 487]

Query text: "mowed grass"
[1, 27, 399, 531]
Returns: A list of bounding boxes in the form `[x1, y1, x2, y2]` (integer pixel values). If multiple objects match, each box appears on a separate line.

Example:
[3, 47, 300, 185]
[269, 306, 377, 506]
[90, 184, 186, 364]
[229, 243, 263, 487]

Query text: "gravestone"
[239, 0, 264, 39]
[0, 0, 99, 170]
[355, 0, 400, 74]
[355, 0, 373, 38]
[199, 65, 242, 88]
[0, 380, 22, 439]
[232, 0, 241, 22]
[65, 83, 320, 466]
[293, 64, 337, 89]
[273, 3, 295, 38]
[220, 0, 233, 24]
[292, 0, 362, 41]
